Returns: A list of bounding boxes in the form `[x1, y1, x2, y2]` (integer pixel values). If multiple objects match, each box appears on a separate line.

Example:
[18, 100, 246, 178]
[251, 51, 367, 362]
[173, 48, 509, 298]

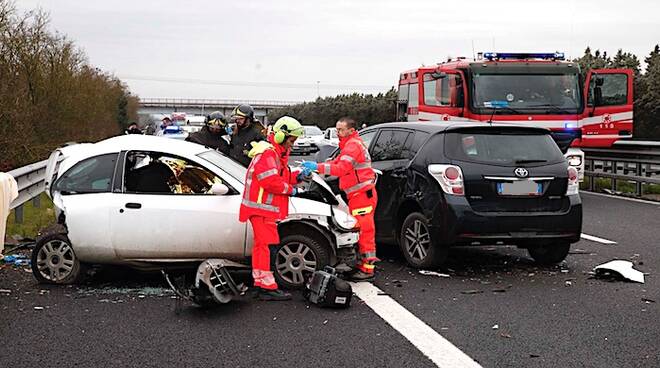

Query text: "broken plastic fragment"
[594, 260, 645, 284]
[418, 270, 451, 278]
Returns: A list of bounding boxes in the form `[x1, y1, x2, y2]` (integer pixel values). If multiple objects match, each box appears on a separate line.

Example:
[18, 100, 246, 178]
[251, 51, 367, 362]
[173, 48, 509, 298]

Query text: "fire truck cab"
[397, 52, 634, 180]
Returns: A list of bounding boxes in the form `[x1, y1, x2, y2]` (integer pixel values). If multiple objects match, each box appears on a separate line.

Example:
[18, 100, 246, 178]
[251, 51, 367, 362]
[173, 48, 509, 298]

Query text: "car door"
[51, 153, 120, 261]
[581, 69, 633, 147]
[369, 129, 415, 241]
[109, 150, 246, 260]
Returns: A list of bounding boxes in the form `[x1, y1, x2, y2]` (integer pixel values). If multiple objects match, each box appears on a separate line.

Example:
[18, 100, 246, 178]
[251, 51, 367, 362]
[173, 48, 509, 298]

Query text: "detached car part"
[163, 259, 248, 306]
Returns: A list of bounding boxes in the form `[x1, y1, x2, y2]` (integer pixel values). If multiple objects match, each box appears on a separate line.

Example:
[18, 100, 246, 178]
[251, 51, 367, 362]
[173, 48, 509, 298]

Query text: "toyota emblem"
[514, 167, 529, 178]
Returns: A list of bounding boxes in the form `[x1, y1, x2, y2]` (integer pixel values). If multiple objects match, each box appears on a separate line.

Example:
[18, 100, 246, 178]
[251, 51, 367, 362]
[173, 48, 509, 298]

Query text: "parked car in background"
[35, 135, 360, 288]
[320, 122, 582, 268]
[323, 127, 339, 145]
[292, 125, 324, 155]
[157, 124, 188, 140]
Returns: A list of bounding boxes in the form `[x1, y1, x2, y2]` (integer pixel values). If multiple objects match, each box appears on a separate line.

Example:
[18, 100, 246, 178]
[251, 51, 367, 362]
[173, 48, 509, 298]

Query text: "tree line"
[270, 46, 660, 140]
[0, 0, 138, 171]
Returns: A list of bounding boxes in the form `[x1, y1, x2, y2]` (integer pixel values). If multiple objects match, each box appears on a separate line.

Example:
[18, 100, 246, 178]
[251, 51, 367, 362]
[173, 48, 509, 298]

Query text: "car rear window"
[444, 131, 565, 166]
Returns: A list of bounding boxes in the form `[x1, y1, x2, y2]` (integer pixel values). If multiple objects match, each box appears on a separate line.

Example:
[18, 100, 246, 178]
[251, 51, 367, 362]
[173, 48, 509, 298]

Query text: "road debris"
[418, 270, 451, 278]
[461, 289, 484, 295]
[641, 298, 655, 304]
[565, 281, 572, 287]
[33, 306, 44, 310]
[594, 260, 645, 283]
[500, 332, 512, 338]
[492, 324, 499, 330]
[0, 289, 11, 294]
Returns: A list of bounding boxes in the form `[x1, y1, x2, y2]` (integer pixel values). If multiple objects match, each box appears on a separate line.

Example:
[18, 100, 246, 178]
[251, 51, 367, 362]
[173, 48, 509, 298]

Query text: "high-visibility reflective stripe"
[257, 168, 278, 180]
[351, 205, 373, 216]
[257, 187, 264, 203]
[362, 263, 375, 270]
[345, 180, 374, 195]
[242, 198, 279, 213]
[354, 162, 371, 169]
[341, 155, 357, 164]
[320, 163, 331, 174]
[265, 193, 274, 205]
[282, 183, 290, 194]
[361, 251, 377, 260]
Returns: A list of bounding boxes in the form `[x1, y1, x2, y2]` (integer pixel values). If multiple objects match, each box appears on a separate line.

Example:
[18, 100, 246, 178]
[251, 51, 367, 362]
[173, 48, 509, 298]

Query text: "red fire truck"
[397, 52, 634, 179]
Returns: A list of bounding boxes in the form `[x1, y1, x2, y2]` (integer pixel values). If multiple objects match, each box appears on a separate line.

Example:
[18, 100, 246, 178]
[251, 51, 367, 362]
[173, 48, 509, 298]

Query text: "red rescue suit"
[317, 131, 377, 274]
[239, 135, 300, 289]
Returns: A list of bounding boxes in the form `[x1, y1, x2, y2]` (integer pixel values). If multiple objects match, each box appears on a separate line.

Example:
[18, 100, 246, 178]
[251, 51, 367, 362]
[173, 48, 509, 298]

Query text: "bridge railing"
[140, 98, 303, 107]
[582, 141, 660, 198]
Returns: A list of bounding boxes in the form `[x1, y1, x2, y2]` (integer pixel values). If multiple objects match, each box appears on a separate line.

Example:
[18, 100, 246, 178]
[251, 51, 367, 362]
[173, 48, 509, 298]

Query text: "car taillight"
[428, 164, 465, 196]
[566, 166, 579, 195]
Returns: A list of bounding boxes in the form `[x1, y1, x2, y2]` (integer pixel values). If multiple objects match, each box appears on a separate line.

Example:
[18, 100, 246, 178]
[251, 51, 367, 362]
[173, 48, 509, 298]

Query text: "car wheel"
[273, 234, 330, 289]
[399, 212, 447, 269]
[31, 233, 83, 284]
[527, 242, 570, 264]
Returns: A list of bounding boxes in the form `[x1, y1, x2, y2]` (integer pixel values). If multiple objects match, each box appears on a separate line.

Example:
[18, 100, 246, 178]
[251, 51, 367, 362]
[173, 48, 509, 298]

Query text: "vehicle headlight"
[332, 207, 358, 230]
[566, 155, 582, 167]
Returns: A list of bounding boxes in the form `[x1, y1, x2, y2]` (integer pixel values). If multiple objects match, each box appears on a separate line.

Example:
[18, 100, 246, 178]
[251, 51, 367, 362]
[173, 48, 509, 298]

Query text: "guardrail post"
[611, 159, 617, 192]
[14, 204, 24, 224]
[636, 162, 643, 197]
[32, 194, 41, 208]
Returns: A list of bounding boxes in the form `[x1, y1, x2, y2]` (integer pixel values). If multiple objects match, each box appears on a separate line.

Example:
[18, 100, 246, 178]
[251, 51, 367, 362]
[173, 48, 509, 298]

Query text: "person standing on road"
[239, 116, 310, 300]
[301, 117, 378, 281]
[228, 104, 266, 167]
[185, 111, 230, 154]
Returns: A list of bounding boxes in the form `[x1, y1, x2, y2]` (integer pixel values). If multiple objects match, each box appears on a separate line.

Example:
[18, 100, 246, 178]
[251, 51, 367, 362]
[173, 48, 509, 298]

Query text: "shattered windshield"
[472, 73, 581, 114]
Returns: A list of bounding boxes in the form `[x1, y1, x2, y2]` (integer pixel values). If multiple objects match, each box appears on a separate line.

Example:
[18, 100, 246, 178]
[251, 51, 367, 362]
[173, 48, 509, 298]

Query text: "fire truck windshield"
[472, 73, 581, 115]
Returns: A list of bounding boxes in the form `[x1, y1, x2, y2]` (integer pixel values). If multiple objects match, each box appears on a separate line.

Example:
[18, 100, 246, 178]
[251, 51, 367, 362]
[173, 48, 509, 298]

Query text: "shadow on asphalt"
[376, 242, 569, 277]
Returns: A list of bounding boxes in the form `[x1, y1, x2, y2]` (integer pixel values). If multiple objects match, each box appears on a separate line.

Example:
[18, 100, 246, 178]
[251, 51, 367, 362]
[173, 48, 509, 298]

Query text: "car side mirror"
[211, 183, 229, 195]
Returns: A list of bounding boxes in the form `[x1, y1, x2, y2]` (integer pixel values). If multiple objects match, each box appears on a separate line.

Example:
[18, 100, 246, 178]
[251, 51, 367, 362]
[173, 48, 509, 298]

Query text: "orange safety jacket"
[239, 135, 299, 222]
[317, 131, 375, 197]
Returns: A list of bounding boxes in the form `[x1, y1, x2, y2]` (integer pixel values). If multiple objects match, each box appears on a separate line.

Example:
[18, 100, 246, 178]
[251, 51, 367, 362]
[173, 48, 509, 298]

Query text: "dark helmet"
[230, 104, 254, 121]
[206, 111, 226, 127]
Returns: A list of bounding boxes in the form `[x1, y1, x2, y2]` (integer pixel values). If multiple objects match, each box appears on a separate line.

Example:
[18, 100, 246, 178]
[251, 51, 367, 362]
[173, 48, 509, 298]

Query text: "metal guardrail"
[582, 141, 660, 198]
[7, 156, 62, 223]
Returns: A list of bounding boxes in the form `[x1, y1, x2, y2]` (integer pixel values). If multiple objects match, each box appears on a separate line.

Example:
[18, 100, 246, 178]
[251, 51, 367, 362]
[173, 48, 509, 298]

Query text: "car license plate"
[497, 180, 542, 196]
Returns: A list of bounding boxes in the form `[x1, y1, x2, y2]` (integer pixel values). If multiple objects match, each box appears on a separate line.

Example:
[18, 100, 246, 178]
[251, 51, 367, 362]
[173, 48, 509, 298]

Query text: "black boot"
[349, 270, 375, 282]
[258, 288, 292, 301]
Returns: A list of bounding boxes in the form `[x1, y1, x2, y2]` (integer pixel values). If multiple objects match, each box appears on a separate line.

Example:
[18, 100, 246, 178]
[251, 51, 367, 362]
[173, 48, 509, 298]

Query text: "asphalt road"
[1, 192, 658, 368]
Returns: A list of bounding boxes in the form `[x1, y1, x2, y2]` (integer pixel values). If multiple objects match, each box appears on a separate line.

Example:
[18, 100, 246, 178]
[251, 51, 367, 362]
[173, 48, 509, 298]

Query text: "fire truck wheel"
[272, 234, 330, 289]
[527, 242, 571, 264]
[399, 212, 448, 269]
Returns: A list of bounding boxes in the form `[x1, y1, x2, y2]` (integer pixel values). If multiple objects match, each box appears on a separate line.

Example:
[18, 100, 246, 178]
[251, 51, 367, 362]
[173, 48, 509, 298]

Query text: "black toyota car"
[321, 122, 582, 268]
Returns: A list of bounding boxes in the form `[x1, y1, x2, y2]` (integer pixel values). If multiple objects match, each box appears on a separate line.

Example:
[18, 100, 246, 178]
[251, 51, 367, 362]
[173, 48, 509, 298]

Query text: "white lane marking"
[580, 191, 660, 206]
[351, 282, 482, 368]
[581, 233, 617, 245]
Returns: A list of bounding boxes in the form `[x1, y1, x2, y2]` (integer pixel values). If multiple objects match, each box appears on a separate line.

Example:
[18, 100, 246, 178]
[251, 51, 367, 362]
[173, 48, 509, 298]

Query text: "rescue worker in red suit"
[239, 116, 309, 300]
[301, 117, 377, 281]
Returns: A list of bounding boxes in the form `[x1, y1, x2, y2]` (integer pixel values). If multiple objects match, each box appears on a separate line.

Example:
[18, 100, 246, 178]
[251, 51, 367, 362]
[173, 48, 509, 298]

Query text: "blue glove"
[296, 167, 312, 182]
[301, 161, 318, 172]
[291, 187, 298, 196]
[225, 125, 233, 135]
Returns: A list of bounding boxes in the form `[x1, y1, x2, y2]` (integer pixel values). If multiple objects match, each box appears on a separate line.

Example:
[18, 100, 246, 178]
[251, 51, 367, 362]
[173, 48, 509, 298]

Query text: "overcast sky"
[17, 0, 660, 102]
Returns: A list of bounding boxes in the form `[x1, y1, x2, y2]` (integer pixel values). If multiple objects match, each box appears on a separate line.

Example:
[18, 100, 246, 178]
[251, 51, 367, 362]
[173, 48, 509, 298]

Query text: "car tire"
[272, 234, 331, 289]
[399, 212, 447, 269]
[31, 233, 83, 284]
[527, 242, 571, 264]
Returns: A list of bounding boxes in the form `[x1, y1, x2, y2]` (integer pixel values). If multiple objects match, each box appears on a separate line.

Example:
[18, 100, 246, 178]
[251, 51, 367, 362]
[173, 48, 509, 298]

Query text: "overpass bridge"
[138, 98, 303, 125]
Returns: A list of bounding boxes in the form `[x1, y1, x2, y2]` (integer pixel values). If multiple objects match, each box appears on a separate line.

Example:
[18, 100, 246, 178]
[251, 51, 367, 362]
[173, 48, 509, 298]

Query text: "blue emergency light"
[483, 52, 565, 61]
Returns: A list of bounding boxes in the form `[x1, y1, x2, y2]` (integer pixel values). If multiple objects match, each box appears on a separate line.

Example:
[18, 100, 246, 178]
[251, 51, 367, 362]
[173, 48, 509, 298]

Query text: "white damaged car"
[34, 135, 359, 288]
